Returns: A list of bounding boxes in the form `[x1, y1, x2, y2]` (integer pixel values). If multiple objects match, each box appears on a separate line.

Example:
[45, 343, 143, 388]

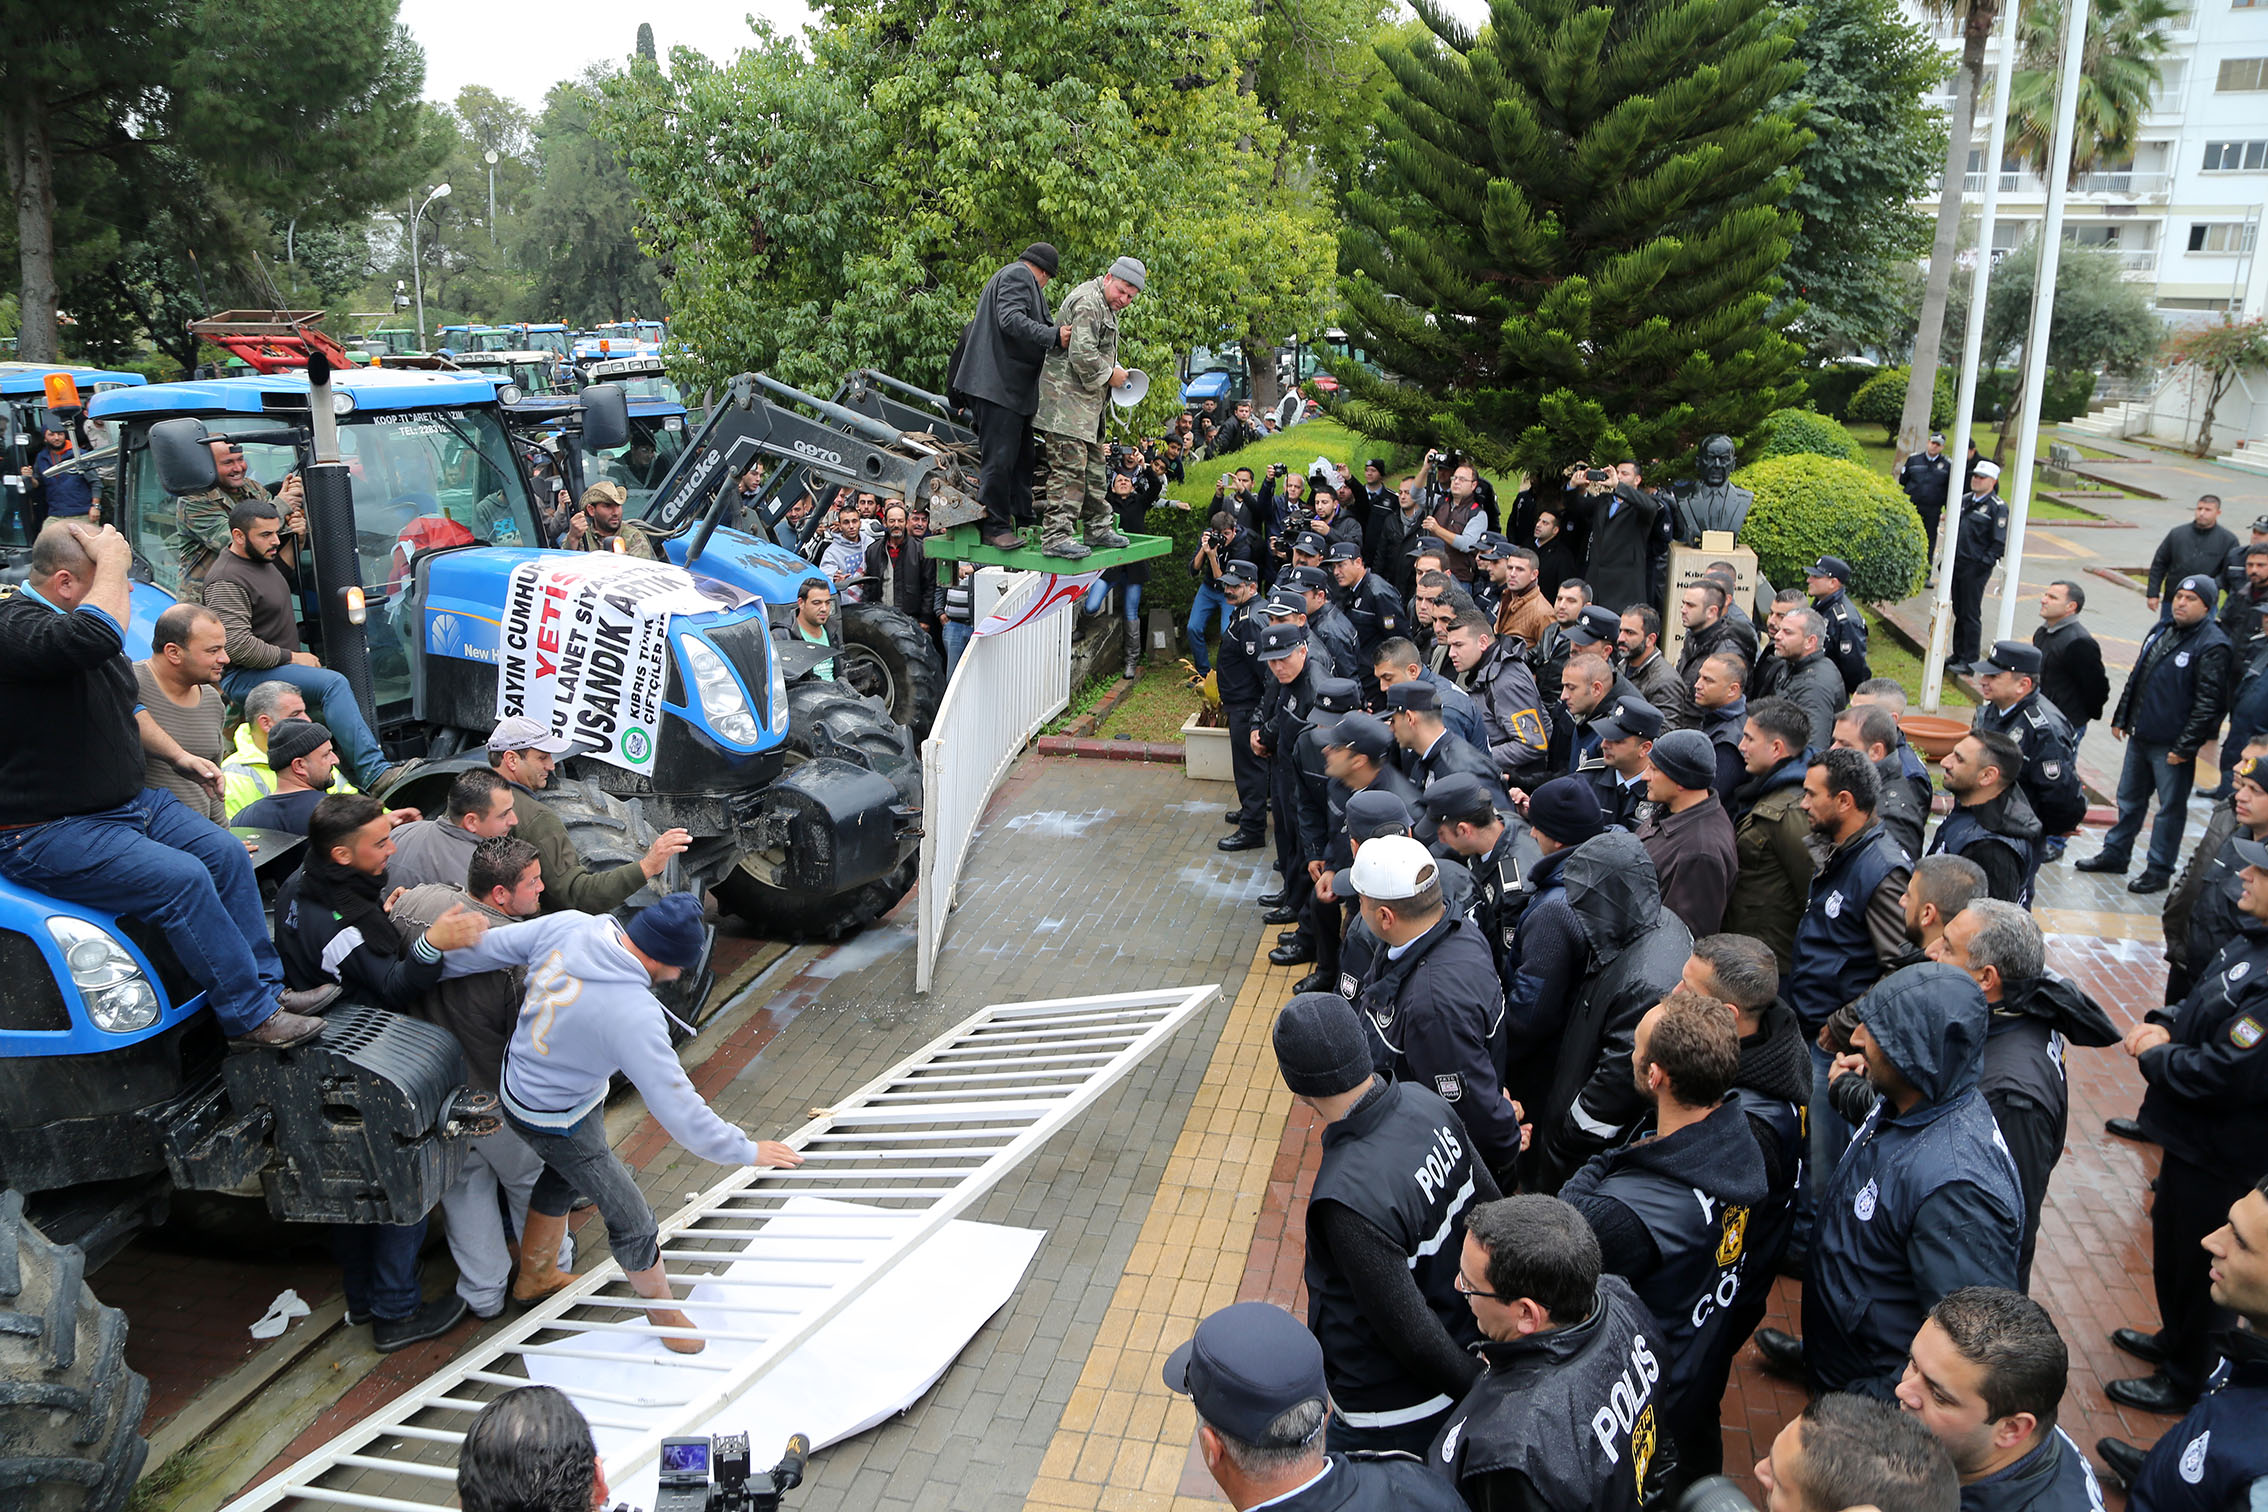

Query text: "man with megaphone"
[1032, 255, 1148, 561]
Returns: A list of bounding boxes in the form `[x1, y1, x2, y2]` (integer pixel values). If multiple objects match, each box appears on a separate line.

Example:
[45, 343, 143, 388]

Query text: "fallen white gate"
[915, 570, 1073, 992]
[222, 983, 1218, 1511]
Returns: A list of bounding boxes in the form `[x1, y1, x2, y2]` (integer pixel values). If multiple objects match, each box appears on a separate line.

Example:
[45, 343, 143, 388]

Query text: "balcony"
[1952, 170, 2170, 200]
[2112, 249, 2160, 274]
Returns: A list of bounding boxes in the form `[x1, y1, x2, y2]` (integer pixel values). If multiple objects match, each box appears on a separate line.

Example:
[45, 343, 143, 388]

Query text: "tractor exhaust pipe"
[301, 352, 381, 736]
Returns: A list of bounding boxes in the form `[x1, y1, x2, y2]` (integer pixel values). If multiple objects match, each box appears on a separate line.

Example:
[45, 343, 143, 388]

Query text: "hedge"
[1735, 454, 1927, 604]
[1754, 408, 1862, 463]
[1804, 363, 1882, 421]
[1973, 367, 2099, 426]
[1849, 367, 1955, 440]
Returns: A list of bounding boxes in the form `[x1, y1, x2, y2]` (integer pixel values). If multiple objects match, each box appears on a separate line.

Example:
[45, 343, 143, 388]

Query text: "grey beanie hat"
[1272, 993, 1375, 1098]
[1647, 729, 1717, 792]
[1108, 255, 1147, 291]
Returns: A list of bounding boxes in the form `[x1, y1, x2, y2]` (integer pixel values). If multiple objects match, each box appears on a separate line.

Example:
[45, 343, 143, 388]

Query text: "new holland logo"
[428, 612, 460, 655]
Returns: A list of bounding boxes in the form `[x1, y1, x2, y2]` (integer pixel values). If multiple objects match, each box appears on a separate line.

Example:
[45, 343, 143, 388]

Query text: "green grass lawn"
[1861, 605, 1973, 708]
[1163, 418, 1520, 509]
[1093, 661, 1207, 742]
[1850, 424, 2125, 521]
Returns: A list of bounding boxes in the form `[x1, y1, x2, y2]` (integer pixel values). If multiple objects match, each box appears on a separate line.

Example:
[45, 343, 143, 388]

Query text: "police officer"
[1162, 1302, 1469, 1512]
[1301, 711, 1422, 993]
[1386, 680, 1505, 819]
[1257, 622, 1332, 934]
[1432, 1194, 1670, 1512]
[1930, 730, 2047, 907]
[1280, 677, 1366, 971]
[1327, 540, 1405, 685]
[1424, 772, 1539, 985]
[2105, 834, 2268, 1416]
[1274, 993, 1500, 1456]
[1899, 432, 1955, 558]
[1806, 556, 1872, 694]
[1561, 988, 1768, 1483]
[1952, 460, 2010, 671]
[1287, 564, 1362, 679]
[1582, 695, 1662, 831]
[1970, 640, 2086, 845]
[1333, 791, 1477, 999]
[2098, 1177, 2268, 1505]
[1216, 560, 1272, 853]
[1350, 835, 1524, 1182]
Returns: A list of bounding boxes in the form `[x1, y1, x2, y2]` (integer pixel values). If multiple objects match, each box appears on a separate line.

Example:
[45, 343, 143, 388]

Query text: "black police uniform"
[1236, 1452, 1471, 1512]
[1960, 1429, 2106, 1512]
[2134, 919, 2268, 1398]
[1310, 601, 1364, 685]
[1337, 568, 1406, 665]
[1338, 862, 1477, 1000]
[1405, 730, 1509, 826]
[1927, 788, 2045, 907]
[1812, 585, 1871, 693]
[1217, 594, 1271, 840]
[1285, 683, 1364, 959]
[2126, 1330, 2268, 1512]
[1431, 1275, 1667, 1512]
[1899, 446, 1954, 553]
[1306, 1080, 1488, 1454]
[1952, 487, 2010, 666]
[1357, 913, 1523, 1180]
[1307, 763, 1422, 987]
[1263, 641, 1335, 920]
[1973, 676, 2087, 837]
[1453, 815, 1540, 985]
[1561, 1102, 1770, 1479]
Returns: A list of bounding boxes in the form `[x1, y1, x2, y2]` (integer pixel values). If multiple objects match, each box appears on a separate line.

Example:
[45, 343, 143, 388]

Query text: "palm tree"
[2007, 0, 2179, 180]
[1891, 0, 1999, 474]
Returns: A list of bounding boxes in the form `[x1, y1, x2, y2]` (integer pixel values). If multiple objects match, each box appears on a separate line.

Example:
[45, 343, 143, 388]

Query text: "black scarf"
[299, 853, 401, 959]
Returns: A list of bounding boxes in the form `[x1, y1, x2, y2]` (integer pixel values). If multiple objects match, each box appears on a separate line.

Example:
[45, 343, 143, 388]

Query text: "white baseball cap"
[1347, 834, 1438, 902]
[488, 715, 574, 754]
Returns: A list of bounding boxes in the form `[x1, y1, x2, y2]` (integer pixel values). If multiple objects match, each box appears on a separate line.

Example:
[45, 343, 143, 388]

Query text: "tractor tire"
[836, 602, 945, 740]
[714, 684, 920, 942]
[535, 777, 685, 908]
[0, 1190, 149, 1512]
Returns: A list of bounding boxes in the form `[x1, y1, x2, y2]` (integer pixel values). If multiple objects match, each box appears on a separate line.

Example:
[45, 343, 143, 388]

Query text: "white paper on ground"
[249, 1288, 310, 1339]
[519, 1197, 1045, 1506]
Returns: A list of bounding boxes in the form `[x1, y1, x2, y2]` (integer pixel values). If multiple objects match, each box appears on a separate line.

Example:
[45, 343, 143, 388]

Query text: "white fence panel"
[916, 571, 1073, 992]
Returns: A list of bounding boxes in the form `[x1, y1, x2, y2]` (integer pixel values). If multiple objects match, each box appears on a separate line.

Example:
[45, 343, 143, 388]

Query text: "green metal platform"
[924, 524, 1174, 584]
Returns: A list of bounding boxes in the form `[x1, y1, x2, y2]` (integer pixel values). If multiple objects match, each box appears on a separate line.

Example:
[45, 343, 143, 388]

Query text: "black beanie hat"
[1020, 242, 1060, 276]
[1273, 993, 1375, 1098]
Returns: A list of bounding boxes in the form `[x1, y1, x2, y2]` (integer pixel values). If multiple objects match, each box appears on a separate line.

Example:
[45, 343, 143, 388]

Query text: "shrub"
[1754, 408, 1862, 463]
[1139, 501, 1210, 626]
[1804, 363, 1881, 420]
[1849, 366, 1954, 440]
[1736, 454, 1927, 603]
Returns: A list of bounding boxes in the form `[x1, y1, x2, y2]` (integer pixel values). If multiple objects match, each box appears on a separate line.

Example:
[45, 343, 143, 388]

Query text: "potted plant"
[1180, 665, 1232, 782]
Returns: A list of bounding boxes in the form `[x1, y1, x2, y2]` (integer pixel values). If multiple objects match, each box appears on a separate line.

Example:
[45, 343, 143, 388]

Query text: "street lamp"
[409, 182, 452, 346]
[484, 151, 499, 246]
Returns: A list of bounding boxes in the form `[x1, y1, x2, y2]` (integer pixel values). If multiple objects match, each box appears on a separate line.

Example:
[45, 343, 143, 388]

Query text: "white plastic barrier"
[915, 570, 1073, 992]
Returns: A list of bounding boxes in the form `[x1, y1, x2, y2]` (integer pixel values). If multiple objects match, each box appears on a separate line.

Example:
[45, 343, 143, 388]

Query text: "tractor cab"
[0, 363, 146, 549]
[90, 368, 542, 742]
[513, 323, 573, 360]
[357, 328, 426, 361]
[505, 389, 689, 519]
[1179, 342, 1249, 408]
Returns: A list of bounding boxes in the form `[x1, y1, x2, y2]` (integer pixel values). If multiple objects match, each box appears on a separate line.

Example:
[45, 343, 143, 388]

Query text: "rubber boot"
[1123, 623, 1141, 680]
[626, 1262, 704, 1354]
[511, 1211, 575, 1306]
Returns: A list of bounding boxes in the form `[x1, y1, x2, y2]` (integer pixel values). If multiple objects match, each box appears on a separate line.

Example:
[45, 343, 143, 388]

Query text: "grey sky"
[398, 0, 816, 113]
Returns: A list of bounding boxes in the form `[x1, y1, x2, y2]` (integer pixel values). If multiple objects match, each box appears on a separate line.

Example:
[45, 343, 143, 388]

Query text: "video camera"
[654, 1433, 809, 1512]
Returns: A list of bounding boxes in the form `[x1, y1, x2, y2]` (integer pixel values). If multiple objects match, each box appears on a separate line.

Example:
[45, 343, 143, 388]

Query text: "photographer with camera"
[1211, 466, 1263, 538]
[1566, 460, 1661, 615]
[1188, 510, 1262, 684]
[1419, 455, 1488, 584]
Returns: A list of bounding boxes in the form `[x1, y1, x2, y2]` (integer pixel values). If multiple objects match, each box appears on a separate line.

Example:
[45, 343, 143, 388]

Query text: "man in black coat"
[2147, 495, 2239, 618]
[1898, 432, 1954, 557]
[2032, 580, 2109, 738]
[1755, 606, 1848, 753]
[947, 244, 1068, 548]
[1951, 461, 2009, 670]
[1930, 730, 2047, 907]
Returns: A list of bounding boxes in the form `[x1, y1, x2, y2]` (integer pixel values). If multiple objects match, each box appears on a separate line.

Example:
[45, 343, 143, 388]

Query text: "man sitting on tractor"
[203, 498, 397, 789]
[0, 520, 339, 1049]
[170, 438, 306, 587]
[485, 717, 690, 915]
[559, 480, 655, 559]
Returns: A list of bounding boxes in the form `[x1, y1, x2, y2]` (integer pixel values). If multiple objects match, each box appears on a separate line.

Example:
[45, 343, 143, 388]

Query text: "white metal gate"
[915, 570, 1074, 992]
[222, 984, 1218, 1510]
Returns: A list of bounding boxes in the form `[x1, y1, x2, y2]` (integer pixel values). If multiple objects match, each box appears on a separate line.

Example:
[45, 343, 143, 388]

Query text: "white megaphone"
[1110, 368, 1150, 408]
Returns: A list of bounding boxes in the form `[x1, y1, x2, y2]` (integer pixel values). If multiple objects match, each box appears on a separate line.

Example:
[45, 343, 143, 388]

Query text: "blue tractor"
[1, 363, 148, 541]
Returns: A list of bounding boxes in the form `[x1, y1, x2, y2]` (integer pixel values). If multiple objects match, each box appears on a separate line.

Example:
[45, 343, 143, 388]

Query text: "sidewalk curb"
[1034, 735, 1187, 763]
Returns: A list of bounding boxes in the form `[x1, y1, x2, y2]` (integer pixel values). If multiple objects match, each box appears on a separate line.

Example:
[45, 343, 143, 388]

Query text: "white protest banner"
[971, 571, 1101, 638]
[496, 555, 724, 772]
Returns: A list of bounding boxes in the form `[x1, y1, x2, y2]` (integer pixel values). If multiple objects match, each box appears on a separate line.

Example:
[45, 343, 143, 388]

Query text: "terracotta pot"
[1899, 714, 1972, 763]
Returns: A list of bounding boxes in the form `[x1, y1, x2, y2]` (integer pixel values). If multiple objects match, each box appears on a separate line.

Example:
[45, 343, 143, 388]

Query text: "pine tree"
[1334, 0, 1811, 475]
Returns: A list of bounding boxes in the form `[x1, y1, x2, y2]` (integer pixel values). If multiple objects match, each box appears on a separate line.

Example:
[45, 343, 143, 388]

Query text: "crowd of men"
[1150, 431, 2268, 1510]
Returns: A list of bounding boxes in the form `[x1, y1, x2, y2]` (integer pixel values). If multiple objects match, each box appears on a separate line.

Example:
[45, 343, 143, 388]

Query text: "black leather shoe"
[1262, 905, 1301, 925]
[2129, 871, 2171, 894]
[1278, 930, 1302, 946]
[1752, 1327, 1806, 1381]
[1224, 809, 1244, 824]
[1217, 832, 1265, 852]
[1257, 888, 1289, 907]
[2075, 853, 2127, 873]
[2095, 1438, 2148, 1489]
[1269, 941, 1316, 966]
[1292, 971, 1332, 993]
[2106, 1115, 2150, 1142]
[373, 1294, 469, 1354]
[2111, 1327, 2167, 1366]
[2105, 1372, 2195, 1414]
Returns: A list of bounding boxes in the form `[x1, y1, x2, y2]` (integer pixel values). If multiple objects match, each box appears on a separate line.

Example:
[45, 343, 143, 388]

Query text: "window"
[2188, 221, 2260, 253]
[2219, 57, 2268, 90]
[2070, 224, 2124, 246]
[2203, 140, 2268, 170]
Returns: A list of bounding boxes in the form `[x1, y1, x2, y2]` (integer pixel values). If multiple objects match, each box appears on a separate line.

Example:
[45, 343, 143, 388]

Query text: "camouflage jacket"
[1031, 276, 1118, 442]
[170, 478, 275, 588]
[560, 520, 659, 559]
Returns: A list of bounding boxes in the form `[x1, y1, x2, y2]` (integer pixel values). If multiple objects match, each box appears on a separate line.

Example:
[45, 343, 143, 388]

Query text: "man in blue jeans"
[0, 520, 337, 1049]
[1185, 509, 1259, 683]
[2079, 575, 2233, 893]
[201, 498, 393, 786]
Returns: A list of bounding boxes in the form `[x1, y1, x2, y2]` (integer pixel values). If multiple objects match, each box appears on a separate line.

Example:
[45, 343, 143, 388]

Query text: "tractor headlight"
[46, 916, 161, 1033]
[330, 391, 357, 417]
[497, 383, 524, 405]
[680, 635, 760, 746]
